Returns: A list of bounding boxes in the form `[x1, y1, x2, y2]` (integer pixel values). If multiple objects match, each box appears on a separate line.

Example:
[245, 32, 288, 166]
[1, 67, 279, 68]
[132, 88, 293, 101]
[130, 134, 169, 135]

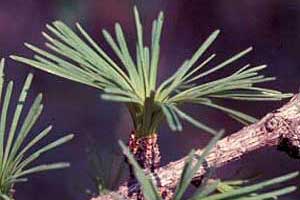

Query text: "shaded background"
[0, 0, 300, 199]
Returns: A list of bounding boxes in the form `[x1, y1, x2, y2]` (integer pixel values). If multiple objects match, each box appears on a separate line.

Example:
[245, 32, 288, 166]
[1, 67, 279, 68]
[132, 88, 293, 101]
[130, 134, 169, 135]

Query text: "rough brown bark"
[127, 132, 161, 173]
[92, 94, 300, 200]
[126, 132, 162, 200]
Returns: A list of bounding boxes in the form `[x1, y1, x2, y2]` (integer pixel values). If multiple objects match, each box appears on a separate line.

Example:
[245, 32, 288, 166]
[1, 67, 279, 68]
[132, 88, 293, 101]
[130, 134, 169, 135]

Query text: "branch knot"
[265, 115, 282, 132]
[274, 116, 300, 158]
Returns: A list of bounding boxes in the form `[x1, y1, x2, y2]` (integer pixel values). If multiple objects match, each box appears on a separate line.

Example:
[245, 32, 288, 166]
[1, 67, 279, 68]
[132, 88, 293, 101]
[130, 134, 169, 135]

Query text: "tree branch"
[92, 94, 300, 200]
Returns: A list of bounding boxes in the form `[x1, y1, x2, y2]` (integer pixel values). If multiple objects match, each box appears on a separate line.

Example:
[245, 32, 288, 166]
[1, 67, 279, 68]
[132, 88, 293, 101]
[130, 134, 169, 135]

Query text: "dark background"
[0, 0, 300, 199]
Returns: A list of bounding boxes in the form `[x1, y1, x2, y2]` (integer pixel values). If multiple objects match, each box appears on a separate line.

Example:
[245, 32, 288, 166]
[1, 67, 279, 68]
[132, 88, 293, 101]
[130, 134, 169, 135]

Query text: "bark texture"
[127, 132, 161, 173]
[126, 132, 162, 200]
[92, 94, 300, 200]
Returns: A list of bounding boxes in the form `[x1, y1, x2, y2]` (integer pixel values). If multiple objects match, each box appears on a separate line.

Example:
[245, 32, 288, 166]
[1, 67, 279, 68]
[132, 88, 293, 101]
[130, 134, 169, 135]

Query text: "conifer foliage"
[0, 59, 73, 199]
[11, 7, 291, 137]
[9, 5, 299, 200]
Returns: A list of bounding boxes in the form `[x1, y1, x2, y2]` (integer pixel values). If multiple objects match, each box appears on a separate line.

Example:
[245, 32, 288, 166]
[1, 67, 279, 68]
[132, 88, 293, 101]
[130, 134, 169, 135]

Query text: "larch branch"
[93, 94, 300, 200]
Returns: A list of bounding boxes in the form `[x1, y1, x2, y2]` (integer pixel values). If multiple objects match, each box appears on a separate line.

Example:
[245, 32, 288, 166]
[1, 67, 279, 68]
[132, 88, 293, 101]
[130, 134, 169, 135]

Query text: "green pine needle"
[0, 59, 73, 197]
[11, 6, 292, 137]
